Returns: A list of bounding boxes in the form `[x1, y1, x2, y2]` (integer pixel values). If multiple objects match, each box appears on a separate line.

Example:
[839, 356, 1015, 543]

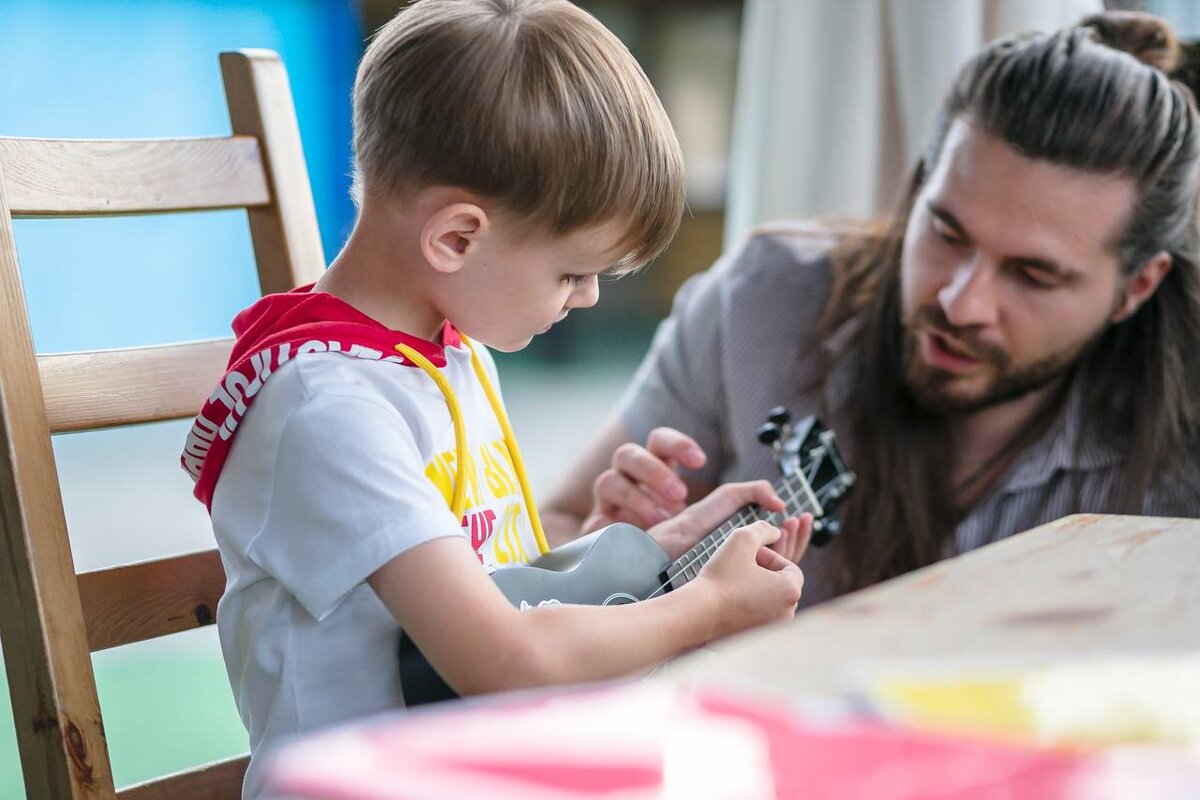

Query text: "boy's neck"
[315, 200, 447, 343]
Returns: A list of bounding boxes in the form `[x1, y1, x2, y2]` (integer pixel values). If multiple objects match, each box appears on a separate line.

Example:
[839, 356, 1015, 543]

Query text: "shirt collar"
[1001, 366, 1123, 492]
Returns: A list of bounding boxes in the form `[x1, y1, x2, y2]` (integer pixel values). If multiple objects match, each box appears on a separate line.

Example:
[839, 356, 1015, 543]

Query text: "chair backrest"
[0, 49, 325, 800]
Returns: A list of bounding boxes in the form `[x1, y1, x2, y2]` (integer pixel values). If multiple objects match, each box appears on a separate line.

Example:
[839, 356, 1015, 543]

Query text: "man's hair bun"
[1079, 11, 1180, 72]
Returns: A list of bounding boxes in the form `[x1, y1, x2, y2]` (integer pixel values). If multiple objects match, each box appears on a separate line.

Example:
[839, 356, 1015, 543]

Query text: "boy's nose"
[569, 275, 600, 309]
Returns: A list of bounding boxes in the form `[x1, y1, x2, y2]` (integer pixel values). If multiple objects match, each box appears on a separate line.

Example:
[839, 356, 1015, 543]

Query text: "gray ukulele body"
[397, 523, 678, 706]
[396, 414, 855, 707]
[494, 523, 679, 608]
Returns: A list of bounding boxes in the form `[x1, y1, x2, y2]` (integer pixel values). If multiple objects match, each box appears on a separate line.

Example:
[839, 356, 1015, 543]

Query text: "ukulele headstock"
[757, 407, 855, 547]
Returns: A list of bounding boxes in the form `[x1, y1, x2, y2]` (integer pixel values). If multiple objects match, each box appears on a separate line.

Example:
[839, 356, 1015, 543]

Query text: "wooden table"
[663, 513, 1200, 697]
[265, 514, 1200, 799]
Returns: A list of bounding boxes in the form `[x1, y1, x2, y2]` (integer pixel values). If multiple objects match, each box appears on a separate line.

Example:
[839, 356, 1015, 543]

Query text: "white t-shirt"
[210, 341, 541, 798]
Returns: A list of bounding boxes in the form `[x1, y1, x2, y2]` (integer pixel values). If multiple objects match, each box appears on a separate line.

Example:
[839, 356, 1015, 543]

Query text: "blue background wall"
[1, 0, 361, 353]
[1, 3, 362, 795]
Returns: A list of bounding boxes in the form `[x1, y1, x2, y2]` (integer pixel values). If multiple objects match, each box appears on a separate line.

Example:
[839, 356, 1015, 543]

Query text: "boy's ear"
[421, 203, 490, 274]
[1112, 250, 1172, 323]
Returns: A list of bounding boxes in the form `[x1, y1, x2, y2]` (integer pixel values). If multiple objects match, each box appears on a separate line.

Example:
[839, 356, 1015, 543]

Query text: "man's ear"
[1112, 250, 1172, 323]
[421, 203, 490, 275]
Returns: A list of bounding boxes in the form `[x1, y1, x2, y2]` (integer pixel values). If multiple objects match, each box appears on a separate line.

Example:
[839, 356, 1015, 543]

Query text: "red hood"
[181, 284, 460, 511]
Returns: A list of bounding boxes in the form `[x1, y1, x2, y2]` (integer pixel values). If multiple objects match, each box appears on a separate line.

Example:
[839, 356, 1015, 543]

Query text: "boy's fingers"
[795, 514, 814, 556]
[769, 522, 792, 559]
[682, 484, 770, 535]
[780, 561, 805, 593]
[756, 544, 792, 571]
[770, 515, 814, 562]
[706, 480, 780, 518]
[745, 480, 789, 513]
[732, 519, 782, 551]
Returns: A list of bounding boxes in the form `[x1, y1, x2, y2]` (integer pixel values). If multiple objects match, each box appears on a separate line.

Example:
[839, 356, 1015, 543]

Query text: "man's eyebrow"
[928, 202, 1082, 280]
[1008, 255, 1081, 280]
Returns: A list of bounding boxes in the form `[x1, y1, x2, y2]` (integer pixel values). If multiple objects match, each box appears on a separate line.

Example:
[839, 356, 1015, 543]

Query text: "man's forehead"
[924, 120, 1137, 262]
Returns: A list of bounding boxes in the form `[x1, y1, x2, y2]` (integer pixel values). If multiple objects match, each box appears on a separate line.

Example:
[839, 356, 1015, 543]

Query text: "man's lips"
[922, 329, 982, 373]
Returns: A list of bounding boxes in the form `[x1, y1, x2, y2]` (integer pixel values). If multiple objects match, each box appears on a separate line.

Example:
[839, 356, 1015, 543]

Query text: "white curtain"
[725, 0, 1103, 243]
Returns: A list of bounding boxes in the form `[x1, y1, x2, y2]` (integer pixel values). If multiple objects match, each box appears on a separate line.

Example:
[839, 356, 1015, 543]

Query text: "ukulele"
[397, 409, 855, 706]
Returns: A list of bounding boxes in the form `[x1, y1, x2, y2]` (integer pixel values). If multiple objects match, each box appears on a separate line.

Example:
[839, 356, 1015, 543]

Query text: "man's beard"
[901, 304, 1098, 414]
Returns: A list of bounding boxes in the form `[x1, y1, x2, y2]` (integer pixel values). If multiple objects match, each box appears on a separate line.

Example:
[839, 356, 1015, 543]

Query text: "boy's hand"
[770, 512, 814, 564]
[581, 427, 705, 533]
[693, 520, 806, 635]
[647, 479, 813, 563]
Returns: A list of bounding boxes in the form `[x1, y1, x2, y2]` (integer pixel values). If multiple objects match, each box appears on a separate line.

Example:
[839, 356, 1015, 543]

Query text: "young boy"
[182, 0, 808, 795]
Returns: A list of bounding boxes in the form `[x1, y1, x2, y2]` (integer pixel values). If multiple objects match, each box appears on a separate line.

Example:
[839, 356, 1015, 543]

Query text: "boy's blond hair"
[352, 0, 685, 271]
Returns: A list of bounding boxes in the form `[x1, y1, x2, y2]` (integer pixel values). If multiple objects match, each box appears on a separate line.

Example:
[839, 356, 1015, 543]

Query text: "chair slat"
[0, 137, 271, 216]
[2, 158, 117, 800]
[119, 755, 249, 800]
[78, 549, 226, 652]
[38, 339, 233, 432]
[3, 49, 316, 799]
[221, 51, 326, 293]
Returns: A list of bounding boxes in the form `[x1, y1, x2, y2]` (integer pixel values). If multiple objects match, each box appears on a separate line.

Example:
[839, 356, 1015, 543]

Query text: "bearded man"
[544, 13, 1200, 604]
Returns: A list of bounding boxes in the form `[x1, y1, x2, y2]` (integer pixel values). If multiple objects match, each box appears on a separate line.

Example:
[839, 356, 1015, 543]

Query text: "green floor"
[1, 633, 247, 799]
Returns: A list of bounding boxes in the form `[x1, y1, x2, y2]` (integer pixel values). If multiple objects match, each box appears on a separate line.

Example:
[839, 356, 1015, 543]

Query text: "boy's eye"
[564, 274, 589, 287]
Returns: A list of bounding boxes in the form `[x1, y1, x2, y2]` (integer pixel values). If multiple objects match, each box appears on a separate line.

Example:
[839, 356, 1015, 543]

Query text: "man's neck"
[948, 378, 1069, 506]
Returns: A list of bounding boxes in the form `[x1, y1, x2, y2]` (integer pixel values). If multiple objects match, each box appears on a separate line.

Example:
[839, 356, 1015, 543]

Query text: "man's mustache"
[911, 305, 1009, 367]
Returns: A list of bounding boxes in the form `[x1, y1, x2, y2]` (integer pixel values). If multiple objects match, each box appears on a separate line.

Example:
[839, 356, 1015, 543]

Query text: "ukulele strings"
[640, 477, 832, 601]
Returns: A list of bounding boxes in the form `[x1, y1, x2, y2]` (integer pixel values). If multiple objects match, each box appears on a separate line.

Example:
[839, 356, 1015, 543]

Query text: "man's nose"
[937, 257, 999, 328]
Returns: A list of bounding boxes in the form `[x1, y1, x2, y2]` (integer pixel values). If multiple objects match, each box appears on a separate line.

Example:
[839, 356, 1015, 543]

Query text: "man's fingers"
[646, 427, 707, 471]
[612, 442, 688, 505]
[594, 469, 677, 526]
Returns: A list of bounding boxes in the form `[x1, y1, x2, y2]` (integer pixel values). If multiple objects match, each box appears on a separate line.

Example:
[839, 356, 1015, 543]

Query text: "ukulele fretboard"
[660, 469, 823, 592]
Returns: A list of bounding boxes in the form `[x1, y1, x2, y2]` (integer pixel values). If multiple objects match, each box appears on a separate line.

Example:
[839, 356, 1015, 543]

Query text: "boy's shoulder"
[259, 349, 444, 419]
[253, 342, 491, 428]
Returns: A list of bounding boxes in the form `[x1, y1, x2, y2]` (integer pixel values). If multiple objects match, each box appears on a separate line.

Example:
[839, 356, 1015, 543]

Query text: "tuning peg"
[810, 517, 841, 547]
[767, 406, 791, 426]
[757, 422, 782, 446]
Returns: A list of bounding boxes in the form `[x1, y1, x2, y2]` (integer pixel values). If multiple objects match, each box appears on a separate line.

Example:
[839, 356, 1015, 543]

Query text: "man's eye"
[1017, 268, 1056, 288]
[931, 219, 965, 246]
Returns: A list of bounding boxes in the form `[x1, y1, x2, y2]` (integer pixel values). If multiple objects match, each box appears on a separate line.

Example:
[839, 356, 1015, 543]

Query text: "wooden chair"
[0, 49, 325, 799]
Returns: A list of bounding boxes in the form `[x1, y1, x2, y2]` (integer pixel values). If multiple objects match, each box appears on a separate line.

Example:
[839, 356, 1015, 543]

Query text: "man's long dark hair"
[819, 16, 1200, 593]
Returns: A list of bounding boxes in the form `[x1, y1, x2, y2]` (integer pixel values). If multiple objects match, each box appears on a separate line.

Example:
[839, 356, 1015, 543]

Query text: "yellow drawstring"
[462, 338, 550, 555]
[394, 337, 549, 557]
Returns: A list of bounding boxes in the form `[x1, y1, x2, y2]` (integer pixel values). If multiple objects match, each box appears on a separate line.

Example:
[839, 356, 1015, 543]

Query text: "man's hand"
[581, 427, 707, 533]
[583, 427, 812, 563]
